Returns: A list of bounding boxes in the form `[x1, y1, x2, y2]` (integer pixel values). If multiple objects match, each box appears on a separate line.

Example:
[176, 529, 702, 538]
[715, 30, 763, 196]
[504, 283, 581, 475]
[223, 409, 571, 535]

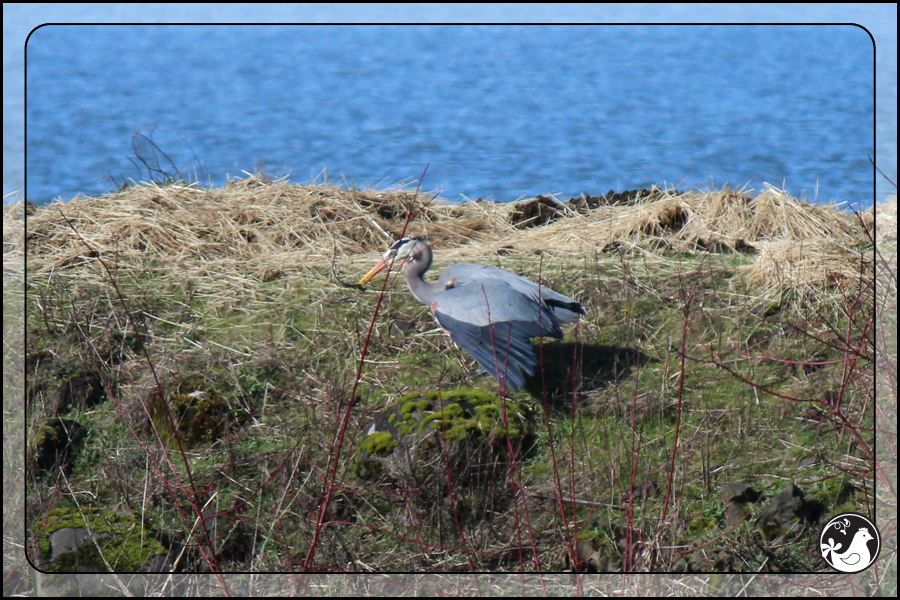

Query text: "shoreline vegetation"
[7, 176, 892, 290]
[4, 175, 896, 589]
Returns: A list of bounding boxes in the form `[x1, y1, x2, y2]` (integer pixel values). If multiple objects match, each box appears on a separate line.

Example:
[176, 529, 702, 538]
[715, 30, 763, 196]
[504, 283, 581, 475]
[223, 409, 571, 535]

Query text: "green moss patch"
[358, 386, 533, 472]
[32, 507, 168, 572]
[361, 431, 397, 457]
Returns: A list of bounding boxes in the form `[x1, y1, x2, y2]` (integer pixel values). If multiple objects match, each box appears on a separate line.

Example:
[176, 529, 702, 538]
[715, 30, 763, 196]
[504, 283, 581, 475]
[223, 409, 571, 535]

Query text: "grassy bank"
[7, 174, 894, 584]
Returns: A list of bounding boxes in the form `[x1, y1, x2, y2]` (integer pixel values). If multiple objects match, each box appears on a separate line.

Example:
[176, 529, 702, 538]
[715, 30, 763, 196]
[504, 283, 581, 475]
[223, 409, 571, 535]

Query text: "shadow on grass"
[524, 342, 648, 408]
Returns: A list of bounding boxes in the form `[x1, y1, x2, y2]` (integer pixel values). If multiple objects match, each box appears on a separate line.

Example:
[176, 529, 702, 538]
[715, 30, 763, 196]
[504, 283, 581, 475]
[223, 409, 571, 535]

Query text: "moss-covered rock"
[754, 483, 825, 542]
[356, 431, 398, 477]
[356, 387, 536, 528]
[361, 431, 397, 457]
[31, 507, 170, 573]
[365, 386, 532, 450]
[168, 390, 232, 446]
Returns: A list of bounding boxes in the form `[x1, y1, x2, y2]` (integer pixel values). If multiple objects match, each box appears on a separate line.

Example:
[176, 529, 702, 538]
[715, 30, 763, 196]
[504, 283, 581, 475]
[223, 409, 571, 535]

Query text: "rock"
[724, 501, 748, 528]
[389, 318, 418, 338]
[509, 195, 565, 229]
[797, 453, 820, 469]
[49, 527, 109, 560]
[719, 482, 760, 504]
[31, 507, 171, 573]
[566, 188, 665, 211]
[202, 508, 253, 566]
[712, 549, 736, 571]
[754, 483, 824, 541]
[165, 388, 233, 448]
[575, 537, 599, 572]
[357, 387, 534, 527]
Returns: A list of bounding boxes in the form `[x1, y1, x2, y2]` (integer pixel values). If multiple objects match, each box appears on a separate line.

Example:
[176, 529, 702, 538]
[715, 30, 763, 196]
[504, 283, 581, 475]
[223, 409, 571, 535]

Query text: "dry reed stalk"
[21, 176, 490, 305]
[743, 184, 859, 243]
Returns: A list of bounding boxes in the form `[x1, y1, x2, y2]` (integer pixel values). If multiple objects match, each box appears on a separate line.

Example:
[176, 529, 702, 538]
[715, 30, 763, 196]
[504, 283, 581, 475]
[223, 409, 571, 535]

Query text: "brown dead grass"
[458, 184, 860, 258]
[10, 176, 511, 306]
[9, 175, 881, 299]
[862, 196, 897, 243]
[743, 239, 872, 292]
[15, 176, 458, 276]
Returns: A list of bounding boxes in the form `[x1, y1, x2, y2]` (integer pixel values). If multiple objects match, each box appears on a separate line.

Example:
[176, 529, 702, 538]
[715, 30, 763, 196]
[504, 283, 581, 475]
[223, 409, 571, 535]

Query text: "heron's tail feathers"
[544, 298, 586, 322]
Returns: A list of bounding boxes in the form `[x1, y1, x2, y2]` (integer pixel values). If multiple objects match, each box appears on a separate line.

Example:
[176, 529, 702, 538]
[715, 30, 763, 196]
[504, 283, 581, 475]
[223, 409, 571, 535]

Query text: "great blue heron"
[358, 237, 586, 392]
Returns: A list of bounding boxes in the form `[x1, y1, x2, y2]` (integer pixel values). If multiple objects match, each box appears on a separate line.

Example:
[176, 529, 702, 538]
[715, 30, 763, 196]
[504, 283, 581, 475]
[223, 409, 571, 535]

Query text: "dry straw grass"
[862, 196, 897, 243]
[448, 184, 874, 296]
[11, 175, 509, 305]
[743, 239, 871, 292]
[9, 175, 881, 299]
[446, 183, 862, 257]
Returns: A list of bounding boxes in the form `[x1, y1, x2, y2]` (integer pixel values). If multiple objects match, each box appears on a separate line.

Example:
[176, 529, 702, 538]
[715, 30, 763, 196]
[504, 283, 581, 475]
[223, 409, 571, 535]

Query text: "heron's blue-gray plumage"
[440, 263, 585, 325]
[361, 237, 585, 392]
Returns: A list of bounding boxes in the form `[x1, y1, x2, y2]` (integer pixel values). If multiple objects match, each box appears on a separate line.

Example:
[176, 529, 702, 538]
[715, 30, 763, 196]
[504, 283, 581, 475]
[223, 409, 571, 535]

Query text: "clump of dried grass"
[444, 186, 688, 263]
[743, 239, 872, 293]
[861, 196, 897, 243]
[446, 184, 871, 298]
[450, 184, 862, 271]
[740, 185, 859, 242]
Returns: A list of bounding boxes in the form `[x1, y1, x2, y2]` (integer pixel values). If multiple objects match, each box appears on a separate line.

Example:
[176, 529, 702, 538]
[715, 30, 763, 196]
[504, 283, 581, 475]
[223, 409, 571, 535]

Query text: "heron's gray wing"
[432, 314, 533, 392]
[432, 280, 562, 392]
[442, 263, 586, 324]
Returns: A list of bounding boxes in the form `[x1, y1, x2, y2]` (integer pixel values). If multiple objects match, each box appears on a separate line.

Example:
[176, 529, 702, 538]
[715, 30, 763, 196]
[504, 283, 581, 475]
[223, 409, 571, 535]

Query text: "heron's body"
[359, 237, 585, 392]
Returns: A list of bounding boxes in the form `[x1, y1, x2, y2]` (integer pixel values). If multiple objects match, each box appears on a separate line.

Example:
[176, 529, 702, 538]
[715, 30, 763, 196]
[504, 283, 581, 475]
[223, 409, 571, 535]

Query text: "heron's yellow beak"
[358, 258, 390, 286]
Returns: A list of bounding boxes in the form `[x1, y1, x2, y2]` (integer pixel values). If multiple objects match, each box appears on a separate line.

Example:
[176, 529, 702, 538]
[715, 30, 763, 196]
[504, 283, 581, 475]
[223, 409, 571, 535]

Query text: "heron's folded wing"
[433, 313, 535, 392]
[432, 280, 562, 392]
[443, 263, 585, 323]
[433, 280, 562, 334]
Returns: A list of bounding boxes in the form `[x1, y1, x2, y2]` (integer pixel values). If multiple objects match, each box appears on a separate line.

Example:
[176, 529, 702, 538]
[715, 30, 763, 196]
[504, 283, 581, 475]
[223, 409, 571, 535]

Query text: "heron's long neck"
[404, 246, 445, 306]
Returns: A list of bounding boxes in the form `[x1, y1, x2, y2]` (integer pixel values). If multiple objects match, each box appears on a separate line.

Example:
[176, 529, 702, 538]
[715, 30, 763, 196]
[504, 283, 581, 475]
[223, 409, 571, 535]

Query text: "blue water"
[16, 22, 884, 208]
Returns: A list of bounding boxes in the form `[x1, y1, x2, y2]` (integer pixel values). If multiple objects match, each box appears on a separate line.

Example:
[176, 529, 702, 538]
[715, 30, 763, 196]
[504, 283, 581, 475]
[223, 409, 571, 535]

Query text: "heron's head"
[358, 237, 430, 285]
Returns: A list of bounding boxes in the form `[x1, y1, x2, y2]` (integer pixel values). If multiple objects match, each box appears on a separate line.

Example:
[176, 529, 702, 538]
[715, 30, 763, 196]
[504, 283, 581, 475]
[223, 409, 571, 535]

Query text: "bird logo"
[820, 514, 880, 573]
